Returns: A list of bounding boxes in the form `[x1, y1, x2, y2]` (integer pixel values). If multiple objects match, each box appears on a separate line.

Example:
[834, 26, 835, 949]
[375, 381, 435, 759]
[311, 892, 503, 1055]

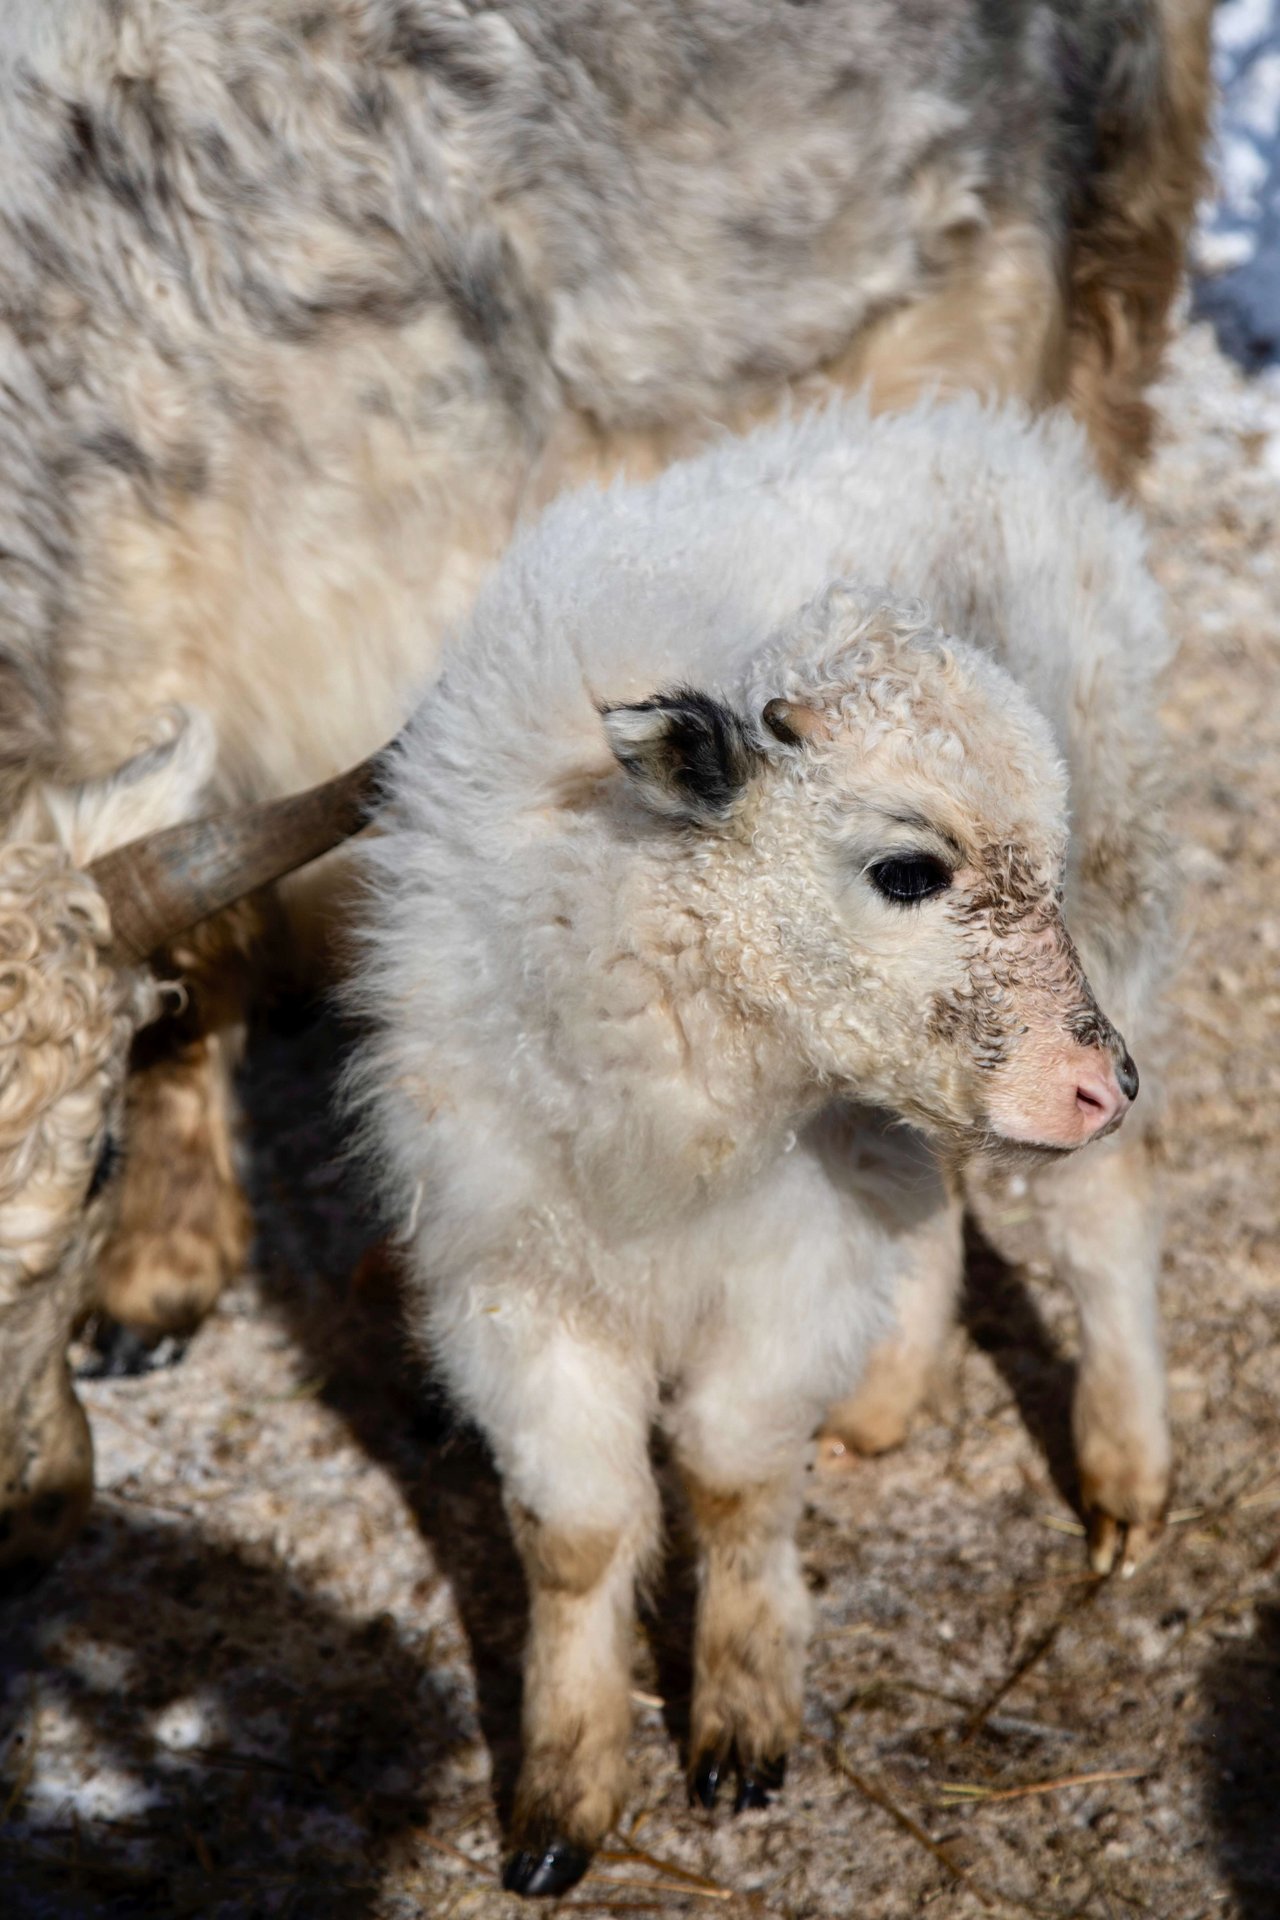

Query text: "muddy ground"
[2, 322, 1279, 1920]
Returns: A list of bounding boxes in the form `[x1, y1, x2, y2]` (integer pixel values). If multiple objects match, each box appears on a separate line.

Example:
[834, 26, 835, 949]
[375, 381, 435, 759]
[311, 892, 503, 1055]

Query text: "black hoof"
[734, 1753, 787, 1812]
[690, 1748, 727, 1810]
[78, 1321, 189, 1381]
[502, 1840, 592, 1898]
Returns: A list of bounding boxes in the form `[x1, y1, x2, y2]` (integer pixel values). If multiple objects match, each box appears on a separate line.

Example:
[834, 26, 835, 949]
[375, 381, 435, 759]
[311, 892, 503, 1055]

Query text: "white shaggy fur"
[350, 396, 1175, 1871]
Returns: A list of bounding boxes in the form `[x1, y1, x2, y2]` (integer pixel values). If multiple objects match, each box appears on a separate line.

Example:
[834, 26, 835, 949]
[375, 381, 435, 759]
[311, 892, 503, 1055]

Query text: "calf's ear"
[601, 688, 761, 824]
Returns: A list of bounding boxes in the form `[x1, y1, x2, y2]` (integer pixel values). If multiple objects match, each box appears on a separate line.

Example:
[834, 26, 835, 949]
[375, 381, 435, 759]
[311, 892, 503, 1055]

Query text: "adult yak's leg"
[90, 912, 256, 1370]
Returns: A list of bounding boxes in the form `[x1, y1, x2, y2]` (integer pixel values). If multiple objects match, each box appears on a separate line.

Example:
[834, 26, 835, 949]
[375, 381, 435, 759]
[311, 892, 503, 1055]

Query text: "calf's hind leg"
[818, 1189, 963, 1463]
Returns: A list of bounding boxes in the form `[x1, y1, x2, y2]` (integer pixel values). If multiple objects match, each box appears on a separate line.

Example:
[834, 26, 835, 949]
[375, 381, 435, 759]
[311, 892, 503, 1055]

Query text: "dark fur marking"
[927, 986, 1009, 1070]
[1069, 994, 1115, 1053]
[79, 427, 154, 487]
[438, 253, 512, 350]
[197, 127, 235, 176]
[346, 79, 391, 133]
[386, 12, 500, 100]
[62, 100, 158, 236]
[958, 842, 1057, 939]
[936, 837, 1123, 1066]
[236, 265, 440, 344]
[612, 688, 761, 820]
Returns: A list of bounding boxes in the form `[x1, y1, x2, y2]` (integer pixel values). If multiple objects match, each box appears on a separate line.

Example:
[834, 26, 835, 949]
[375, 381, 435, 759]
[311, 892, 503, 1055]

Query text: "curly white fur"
[0, 846, 148, 1294]
[0, 710, 214, 1585]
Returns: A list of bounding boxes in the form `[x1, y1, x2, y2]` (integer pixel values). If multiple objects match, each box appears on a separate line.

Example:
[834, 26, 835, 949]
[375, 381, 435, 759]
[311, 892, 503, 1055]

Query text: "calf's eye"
[869, 855, 952, 904]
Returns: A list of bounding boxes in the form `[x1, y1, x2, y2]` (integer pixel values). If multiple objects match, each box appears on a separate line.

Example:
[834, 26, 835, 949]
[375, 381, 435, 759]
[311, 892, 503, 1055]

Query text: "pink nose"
[986, 1044, 1138, 1151]
[1075, 1072, 1124, 1137]
[1074, 1048, 1138, 1140]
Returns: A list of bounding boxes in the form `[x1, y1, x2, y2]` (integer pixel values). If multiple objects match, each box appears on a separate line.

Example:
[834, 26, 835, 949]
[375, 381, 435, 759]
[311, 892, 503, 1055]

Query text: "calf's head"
[602, 586, 1135, 1158]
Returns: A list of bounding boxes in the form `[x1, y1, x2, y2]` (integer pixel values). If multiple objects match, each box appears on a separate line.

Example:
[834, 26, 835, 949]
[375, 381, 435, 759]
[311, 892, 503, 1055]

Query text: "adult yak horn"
[87, 748, 387, 964]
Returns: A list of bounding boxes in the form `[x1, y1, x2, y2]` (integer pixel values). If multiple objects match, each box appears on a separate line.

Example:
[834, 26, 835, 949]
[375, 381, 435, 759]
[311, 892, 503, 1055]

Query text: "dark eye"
[87, 1134, 122, 1202]
[869, 855, 952, 904]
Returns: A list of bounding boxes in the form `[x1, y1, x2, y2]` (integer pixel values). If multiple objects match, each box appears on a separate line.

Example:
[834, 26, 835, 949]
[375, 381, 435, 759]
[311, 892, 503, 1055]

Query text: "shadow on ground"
[960, 1216, 1082, 1517]
[1201, 1595, 1280, 1918]
[0, 1509, 466, 1919]
[239, 1000, 530, 1836]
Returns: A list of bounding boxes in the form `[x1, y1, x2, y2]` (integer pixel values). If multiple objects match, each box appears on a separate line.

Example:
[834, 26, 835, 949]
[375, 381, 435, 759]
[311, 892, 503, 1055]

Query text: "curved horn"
[87, 747, 388, 964]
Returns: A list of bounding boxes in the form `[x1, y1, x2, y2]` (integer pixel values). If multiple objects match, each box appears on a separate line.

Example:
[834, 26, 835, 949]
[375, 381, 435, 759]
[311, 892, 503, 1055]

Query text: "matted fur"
[0, 845, 148, 1292]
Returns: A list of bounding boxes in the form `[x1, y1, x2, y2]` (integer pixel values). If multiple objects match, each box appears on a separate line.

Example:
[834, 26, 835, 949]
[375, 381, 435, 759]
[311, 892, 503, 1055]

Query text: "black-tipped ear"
[601, 688, 761, 823]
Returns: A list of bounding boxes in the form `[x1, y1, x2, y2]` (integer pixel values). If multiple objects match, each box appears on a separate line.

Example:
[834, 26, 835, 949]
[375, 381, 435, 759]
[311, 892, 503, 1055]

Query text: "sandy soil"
[2, 321, 1279, 1920]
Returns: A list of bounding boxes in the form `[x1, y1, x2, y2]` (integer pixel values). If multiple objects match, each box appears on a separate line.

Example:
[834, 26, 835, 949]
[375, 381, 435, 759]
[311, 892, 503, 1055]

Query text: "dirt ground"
[3, 321, 1279, 1920]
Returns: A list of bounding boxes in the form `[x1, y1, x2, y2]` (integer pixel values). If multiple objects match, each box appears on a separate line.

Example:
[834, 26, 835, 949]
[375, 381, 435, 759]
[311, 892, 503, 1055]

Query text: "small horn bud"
[762, 698, 828, 746]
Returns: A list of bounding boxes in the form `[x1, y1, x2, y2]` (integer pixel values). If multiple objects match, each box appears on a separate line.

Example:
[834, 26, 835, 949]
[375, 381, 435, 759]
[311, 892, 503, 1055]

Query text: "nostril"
[1116, 1050, 1139, 1103]
[1074, 1071, 1123, 1131]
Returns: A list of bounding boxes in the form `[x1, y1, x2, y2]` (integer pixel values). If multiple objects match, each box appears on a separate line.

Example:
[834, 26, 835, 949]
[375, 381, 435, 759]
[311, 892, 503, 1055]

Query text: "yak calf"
[351, 396, 1174, 1894]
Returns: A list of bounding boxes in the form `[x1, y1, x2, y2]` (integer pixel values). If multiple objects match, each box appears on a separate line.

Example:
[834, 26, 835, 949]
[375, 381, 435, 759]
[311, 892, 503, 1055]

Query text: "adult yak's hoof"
[502, 1839, 592, 1898]
[79, 1318, 189, 1380]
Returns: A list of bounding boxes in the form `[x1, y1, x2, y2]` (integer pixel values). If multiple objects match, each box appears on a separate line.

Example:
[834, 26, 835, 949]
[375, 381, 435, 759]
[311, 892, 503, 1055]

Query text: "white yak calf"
[350, 395, 1173, 1895]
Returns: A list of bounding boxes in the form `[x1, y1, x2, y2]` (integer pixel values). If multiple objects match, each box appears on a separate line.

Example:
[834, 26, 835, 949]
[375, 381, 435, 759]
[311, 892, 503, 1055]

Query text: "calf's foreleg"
[0, 1282, 93, 1594]
[668, 1368, 817, 1812]
[461, 1324, 658, 1898]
